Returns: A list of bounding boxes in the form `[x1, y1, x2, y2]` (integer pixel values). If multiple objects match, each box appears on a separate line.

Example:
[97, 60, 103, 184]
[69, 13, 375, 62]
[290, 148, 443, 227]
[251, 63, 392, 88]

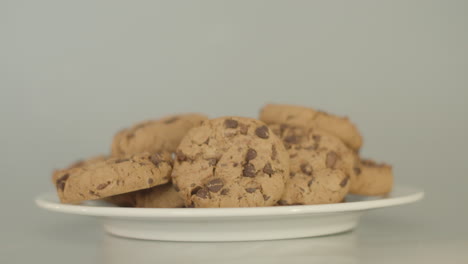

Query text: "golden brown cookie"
[53, 152, 173, 204]
[270, 125, 351, 205]
[260, 104, 363, 151]
[350, 159, 393, 196]
[171, 117, 290, 208]
[111, 113, 208, 156]
[135, 183, 185, 208]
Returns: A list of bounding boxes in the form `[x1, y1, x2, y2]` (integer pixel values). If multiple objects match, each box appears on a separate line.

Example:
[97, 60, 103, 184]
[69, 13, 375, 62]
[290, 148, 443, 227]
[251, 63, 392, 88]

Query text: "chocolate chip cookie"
[270, 124, 351, 205]
[111, 113, 208, 156]
[171, 117, 290, 208]
[350, 159, 393, 196]
[260, 104, 363, 150]
[54, 152, 173, 204]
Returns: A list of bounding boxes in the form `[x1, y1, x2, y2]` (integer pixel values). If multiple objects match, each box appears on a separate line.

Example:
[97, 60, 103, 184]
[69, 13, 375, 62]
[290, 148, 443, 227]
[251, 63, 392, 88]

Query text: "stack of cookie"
[52, 104, 393, 208]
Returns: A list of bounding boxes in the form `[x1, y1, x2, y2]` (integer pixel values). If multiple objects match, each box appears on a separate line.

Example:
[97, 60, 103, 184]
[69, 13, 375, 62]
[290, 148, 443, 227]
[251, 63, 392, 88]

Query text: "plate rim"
[35, 185, 424, 218]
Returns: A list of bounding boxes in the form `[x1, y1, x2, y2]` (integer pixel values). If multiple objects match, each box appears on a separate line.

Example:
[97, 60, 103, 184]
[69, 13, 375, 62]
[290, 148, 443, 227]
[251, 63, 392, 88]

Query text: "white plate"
[35, 185, 423, 242]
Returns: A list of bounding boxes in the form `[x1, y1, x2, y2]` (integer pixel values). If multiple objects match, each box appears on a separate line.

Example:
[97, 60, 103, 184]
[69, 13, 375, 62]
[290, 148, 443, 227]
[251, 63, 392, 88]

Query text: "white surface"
[35, 186, 423, 241]
[2, 0, 468, 262]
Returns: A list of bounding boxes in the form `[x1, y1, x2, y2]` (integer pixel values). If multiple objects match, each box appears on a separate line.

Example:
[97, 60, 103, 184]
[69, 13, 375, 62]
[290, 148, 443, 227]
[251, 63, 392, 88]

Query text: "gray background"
[1, 0, 467, 263]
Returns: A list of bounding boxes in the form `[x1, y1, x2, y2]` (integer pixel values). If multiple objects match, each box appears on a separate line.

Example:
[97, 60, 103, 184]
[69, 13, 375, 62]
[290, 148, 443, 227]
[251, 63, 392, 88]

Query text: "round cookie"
[260, 104, 363, 151]
[269, 125, 351, 205]
[135, 183, 185, 208]
[111, 113, 208, 156]
[53, 152, 173, 204]
[350, 159, 393, 196]
[171, 117, 290, 208]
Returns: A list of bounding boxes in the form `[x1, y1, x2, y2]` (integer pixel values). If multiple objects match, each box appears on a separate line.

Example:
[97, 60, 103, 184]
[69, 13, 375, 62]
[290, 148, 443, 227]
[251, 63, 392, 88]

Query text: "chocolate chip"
[239, 124, 248, 135]
[196, 188, 209, 199]
[340, 176, 349, 187]
[176, 150, 187, 162]
[290, 172, 296, 178]
[224, 119, 238, 128]
[245, 148, 257, 161]
[245, 188, 257, 193]
[326, 151, 338, 168]
[233, 162, 239, 167]
[206, 178, 224, 192]
[207, 158, 218, 166]
[56, 173, 70, 191]
[300, 163, 313, 176]
[304, 144, 318, 151]
[220, 188, 229, 195]
[89, 190, 100, 197]
[242, 163, 256, 177]
[277, 200, 288, 205]
[354, 167, 362, 175]
[56, 173, 69, 191]
[271, 145, 277, 160]
[126, 133, 135, 140]
[97, 181, 110, 190]
[283, 135, 298, 144]
[173, 184, 180, 192]
[204, 138, 210, 145]
[308, 178, 314, 187]
[255, 125, 269, 139]
[191, 186, 202, 196]
[164, 117, 179, 124]
[148, 178, 154, 185]
[150, 154, 163, 167]
[263, 163, 274, 175]
[263, 195, 270, 201]
[312, 135, 321, 142]
[115, 158, 130, 163]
